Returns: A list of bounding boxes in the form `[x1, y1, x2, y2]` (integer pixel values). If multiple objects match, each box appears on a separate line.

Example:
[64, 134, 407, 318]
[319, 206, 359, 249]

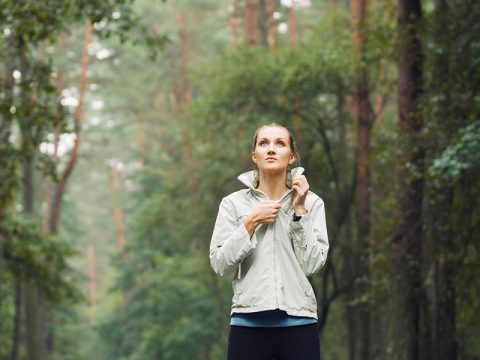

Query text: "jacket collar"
[237, 167, 305, 189]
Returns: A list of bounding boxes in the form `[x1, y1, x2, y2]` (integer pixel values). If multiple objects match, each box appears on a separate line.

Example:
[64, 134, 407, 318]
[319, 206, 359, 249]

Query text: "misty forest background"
[1, 0, 479, 359]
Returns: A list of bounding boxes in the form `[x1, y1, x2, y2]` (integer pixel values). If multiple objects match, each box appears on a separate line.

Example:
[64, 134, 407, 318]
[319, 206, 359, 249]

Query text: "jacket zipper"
[273, 222, 279, 308]
[248, 190, 292, 306]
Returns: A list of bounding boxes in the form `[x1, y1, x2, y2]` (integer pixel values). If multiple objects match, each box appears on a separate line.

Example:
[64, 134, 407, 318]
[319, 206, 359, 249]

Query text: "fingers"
[260, 200, 281, 211]
[256, 200, 281, 224]
[292, 184, 305, 197]
[292, 175, 309, 187]
[263, 199, 281, 206]
[264, 202, 280, 216]
[292, 175, 309, 194]
[292, 176, 309, 211]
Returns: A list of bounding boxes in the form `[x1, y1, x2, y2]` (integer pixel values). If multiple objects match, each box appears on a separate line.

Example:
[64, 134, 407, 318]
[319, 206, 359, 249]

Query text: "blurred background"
[0, 0, 479, 359]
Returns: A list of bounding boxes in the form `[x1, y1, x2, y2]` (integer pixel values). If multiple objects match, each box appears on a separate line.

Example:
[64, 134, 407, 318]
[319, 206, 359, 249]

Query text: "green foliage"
[95, 6, 357, 358]
[1, 0, 479, 358]
[420, 1, 480, 357]
[192, 26, 353, 196]
[0, 0, 169, 180]
[99, 254, 219, 360]
[0, 270, 15, 358]
[0, 214, 83, 303]
[0, 0, 169, 358]
[0, 0, 169, 50]
[0, 212, 84, 359]
[429, 121, 480, 185]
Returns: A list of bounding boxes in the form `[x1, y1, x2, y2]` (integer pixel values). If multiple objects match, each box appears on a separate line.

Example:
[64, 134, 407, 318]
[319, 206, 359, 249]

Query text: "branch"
[49, 20, 93, 234]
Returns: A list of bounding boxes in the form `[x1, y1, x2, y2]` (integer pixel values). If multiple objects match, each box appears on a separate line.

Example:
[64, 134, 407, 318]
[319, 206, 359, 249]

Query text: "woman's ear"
[289, 153, 296, 165]
[251, 152, 257, 164]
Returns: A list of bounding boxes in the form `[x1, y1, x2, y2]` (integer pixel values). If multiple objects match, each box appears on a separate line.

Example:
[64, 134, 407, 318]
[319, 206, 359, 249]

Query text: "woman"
[209, 123, 329, 360]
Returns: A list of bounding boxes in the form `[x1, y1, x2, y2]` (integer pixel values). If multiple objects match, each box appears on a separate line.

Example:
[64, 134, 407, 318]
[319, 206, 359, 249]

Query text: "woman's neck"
[257, 171, 289, 200]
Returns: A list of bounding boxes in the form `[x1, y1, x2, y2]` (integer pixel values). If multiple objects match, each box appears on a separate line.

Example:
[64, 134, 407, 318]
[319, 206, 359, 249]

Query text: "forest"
[0, 0, 479, 359]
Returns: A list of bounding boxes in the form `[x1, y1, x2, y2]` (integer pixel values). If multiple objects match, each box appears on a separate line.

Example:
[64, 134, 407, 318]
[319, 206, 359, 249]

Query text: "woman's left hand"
[292, 175, 309, 215]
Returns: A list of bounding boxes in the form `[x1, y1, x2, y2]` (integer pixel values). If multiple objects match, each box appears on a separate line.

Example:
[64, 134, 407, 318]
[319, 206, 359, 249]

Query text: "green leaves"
[100, 253, 220, 360]
[429, 121, 480, 185]
[0, 214, 83, 303]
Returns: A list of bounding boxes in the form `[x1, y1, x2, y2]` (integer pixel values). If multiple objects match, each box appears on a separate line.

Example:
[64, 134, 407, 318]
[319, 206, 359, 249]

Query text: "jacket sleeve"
[289, 198, 329, 276]
[209, 197, 257, 277]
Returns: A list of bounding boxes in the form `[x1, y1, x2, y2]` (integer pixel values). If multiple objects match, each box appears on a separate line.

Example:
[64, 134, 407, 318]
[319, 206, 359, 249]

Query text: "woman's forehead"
[257, 126, 289, 139]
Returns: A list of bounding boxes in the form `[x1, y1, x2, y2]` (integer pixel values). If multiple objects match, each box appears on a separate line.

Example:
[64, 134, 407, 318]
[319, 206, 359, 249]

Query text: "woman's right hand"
[243, 200, 281, 238]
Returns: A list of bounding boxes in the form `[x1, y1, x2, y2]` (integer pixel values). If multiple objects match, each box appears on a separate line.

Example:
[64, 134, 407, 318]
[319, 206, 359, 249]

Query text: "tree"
[348, 0, 372, 358]
[393, 0, 426, 358]
[0, 1, 168, 357]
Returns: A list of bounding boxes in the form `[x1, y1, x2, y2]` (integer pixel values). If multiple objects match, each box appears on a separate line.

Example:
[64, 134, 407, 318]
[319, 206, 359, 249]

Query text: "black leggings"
[227, 324, 320, 360]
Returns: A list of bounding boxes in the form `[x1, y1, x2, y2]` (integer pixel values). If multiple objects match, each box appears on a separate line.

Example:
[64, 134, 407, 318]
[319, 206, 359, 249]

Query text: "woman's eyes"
[258, 140, 286, 147]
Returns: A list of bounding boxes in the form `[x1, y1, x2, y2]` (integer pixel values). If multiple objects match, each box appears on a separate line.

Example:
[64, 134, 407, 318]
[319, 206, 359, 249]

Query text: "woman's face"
[252, 126, 296, 174]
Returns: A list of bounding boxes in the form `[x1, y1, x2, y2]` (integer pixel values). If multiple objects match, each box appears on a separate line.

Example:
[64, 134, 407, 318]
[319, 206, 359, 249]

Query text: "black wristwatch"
[293, 213, 303, 222]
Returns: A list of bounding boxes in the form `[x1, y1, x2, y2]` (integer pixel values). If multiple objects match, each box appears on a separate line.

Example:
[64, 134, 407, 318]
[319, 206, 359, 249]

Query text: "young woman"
[209, 123, 329, 360]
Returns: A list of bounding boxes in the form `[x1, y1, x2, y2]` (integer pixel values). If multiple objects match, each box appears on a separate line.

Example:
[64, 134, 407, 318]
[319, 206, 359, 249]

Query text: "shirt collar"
[237, 167, 305, 189]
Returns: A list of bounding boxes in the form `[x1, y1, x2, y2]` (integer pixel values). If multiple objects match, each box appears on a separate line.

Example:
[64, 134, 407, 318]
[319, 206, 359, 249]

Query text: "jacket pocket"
[232, 278, 243, 306]
[305, 285, 317, 311]
[295, 276, 316, 311]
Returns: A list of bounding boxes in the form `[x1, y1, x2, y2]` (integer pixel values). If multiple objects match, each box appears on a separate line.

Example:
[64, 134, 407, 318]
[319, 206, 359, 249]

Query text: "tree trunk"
[45, 20, 92, 356]
[288, 1, 306, 155]
[0, 34, 16, 211]
[108, 163, 129, 307]
[87, 241, 98, 306]
[22, 130, 43, 360]
[25, 283, 42, 360]
[430, 190, 456, 360]
[2, 33, 17, 355]
[43, 33, 66, 233]
[16, 32, 44, 360]
[43, 35, 67, 358]
[137, 113, 146, 166]
[393, 1, 425, 359]
[257, 0, 269, 47]
[244, 0, 258, 46]
[428, 1, 456, 358]
[266, 0, 278, 49]
[288, 1, 298, 46]
[48, 20, 92, 234]
[229, 0, 240, 47]
[174, 5, 198, 195]
[348, 0, 372, 359]
[110, 164, 127, 250]
[11, 281, 22, 360]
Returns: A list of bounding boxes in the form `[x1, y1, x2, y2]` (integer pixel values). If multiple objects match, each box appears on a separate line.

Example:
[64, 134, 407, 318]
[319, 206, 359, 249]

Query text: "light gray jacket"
[209, 167, 329, 319]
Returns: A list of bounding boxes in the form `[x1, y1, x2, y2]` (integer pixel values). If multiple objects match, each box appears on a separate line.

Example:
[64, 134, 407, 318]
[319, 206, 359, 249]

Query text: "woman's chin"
[258, 164, 288, 173]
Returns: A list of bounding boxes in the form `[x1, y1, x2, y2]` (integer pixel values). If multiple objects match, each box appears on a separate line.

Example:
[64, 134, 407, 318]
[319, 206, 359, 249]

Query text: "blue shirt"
[230, 309, 317, 327]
